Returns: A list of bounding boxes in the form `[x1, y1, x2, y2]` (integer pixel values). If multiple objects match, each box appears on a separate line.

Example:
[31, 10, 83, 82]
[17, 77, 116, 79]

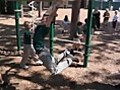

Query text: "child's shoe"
[20, 64, 29, 69]
[64, 49, 74, 58]
[35, 60, 43, 65]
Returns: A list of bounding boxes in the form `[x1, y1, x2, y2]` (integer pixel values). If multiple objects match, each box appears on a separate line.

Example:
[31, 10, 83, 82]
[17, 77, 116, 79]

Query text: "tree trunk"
[70, 0, 81, 39]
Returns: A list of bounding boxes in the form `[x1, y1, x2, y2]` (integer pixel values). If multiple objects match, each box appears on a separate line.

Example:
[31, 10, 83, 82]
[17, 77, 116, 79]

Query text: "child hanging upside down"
[33, 14, 76, 75]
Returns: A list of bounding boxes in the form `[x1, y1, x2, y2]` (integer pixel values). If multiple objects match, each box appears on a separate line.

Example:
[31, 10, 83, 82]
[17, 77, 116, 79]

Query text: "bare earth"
[0, 9, 120, 90]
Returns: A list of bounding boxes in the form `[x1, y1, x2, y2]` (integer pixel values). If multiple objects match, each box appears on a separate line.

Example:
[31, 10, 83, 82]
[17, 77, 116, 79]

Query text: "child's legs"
[37, 49, 73, 74]
[0, 74, 3, 84]
[30, 44, 39, 61]
[56, 49, 72, 62]
[56, 52, 65, 62]
[38, 48, 56, 73]
[112, 21, 117, 30]
[20, 45, 30, 65]
[112, 21, 115, 29]
[103, 17, 109, 23]
[55, 58, 72, 74]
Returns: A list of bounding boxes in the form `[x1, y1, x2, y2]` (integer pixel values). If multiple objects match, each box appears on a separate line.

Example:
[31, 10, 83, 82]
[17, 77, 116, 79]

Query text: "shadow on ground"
[0, 57, 120, 90]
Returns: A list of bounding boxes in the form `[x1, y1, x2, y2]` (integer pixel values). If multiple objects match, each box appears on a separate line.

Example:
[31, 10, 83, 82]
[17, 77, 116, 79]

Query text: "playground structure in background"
[0, 0, 94, 67]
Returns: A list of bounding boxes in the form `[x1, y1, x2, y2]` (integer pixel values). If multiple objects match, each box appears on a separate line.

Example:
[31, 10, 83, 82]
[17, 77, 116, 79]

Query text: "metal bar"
[49, 23, 54, 56]
[15, 1, 21, 55]
[83, 0, 94, 67]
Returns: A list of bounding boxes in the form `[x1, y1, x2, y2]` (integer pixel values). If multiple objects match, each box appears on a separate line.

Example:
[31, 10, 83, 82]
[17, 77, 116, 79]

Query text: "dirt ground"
[0, 9, 120, 90]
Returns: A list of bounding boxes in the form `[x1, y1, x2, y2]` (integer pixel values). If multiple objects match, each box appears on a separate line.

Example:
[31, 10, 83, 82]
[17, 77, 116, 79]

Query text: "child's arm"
[44, 2, 59, 27]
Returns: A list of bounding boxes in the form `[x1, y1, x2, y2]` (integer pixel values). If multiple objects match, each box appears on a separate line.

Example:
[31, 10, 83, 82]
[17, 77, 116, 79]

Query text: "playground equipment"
[14, 1, 21, 55]
[84, 0, 94, 67]
[0, 0, 94, 67]
[2, 0, 94, 67]
[13, 0, 67, 54]
[54, 37, 85, 45]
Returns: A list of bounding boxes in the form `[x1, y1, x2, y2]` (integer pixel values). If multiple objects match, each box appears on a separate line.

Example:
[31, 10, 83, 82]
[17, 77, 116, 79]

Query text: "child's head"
[77, 21, 83, 26]
[77, 21, 83, 29]
[64, 15, 69, 22]
[23, 21, 31, 29]
[95, 7, 99, 11]
[115, 10, 118, 15]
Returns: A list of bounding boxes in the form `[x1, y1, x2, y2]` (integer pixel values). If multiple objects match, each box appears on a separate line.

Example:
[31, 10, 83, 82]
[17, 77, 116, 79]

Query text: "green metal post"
[15, 1, 21, 55]
[83, 0, 94, 67]
[50, 23, 54, 56]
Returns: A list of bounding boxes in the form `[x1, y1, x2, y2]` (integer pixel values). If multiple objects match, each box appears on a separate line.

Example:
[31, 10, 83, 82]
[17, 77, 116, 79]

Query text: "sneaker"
[35, 60, 43, 65]
[50, 68, 57, 75]
[64, 49, 74, 58]
[20, 64, 29, 69]
[53, 58, 73, 75]
[63, 49, 70, 56]
[50, 63, 57, 75]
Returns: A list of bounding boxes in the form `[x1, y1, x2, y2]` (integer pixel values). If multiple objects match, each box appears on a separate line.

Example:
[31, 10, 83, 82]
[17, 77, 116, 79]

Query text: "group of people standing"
[93, 8, 119, 31]
[60, 8, 119, 56]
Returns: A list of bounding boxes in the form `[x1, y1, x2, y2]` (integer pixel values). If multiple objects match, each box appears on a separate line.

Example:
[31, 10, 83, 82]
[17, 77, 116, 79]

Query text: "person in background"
[73, 21, 83, 51]
[62, 15, 70, 34]
[103, 9, 110, 24]
[112, 10, 119, 31]
[102, 9, 110, 30]
[93, 7, 101, 30]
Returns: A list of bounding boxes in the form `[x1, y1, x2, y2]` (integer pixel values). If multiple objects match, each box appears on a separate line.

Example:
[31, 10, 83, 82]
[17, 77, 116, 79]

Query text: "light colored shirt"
[113, 15, 119, 21]
[62, 20, 70, 30]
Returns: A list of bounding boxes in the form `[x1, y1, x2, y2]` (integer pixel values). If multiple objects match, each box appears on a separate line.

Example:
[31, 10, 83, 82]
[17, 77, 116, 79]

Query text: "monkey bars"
[13, 0, 94, 67]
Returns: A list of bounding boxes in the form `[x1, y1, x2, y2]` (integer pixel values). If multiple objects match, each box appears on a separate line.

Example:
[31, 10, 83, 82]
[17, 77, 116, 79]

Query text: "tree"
[70, 0, 81, 39]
